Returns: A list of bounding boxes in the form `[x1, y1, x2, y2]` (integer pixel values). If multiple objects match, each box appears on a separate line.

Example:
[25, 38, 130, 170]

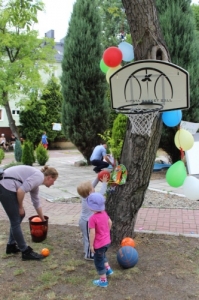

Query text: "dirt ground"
[0, 221, 199, 300]
[150, 169, 167, 180]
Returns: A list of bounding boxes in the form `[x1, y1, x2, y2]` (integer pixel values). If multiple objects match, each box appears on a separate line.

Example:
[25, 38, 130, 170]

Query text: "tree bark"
[3, 91, 19, 139]
[106, 0, 170, 244]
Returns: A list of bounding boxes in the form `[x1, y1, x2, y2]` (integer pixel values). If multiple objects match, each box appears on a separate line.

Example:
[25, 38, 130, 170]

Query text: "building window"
[12, 110, 20, 115]
[0, 109, 2, 120]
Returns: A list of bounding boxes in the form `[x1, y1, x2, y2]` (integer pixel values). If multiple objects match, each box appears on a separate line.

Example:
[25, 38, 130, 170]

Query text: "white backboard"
[110, 60, 190, 111]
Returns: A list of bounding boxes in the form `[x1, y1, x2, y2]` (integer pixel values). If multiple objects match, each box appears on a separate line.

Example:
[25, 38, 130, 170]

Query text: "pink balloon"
[103, 47, 123, 68]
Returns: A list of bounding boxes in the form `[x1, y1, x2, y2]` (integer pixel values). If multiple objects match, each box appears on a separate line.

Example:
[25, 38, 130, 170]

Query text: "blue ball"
[117, 246, 138, 269]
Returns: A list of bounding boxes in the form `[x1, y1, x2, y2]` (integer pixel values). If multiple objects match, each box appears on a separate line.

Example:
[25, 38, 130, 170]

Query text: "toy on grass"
[117, 246, 138, 269]
[41, 248, 50, 257]
[121, 237, 135, 248]
[98, 170, 111, 182]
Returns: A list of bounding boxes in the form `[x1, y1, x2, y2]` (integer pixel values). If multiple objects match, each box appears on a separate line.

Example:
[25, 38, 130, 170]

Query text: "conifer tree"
[61, 0, 109, 162]
[20, 77, 63, 146]
[156, 0, 199, 161]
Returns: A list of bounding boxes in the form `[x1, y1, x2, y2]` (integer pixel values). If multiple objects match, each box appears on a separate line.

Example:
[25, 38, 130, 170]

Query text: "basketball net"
[126, 110, 159, 136]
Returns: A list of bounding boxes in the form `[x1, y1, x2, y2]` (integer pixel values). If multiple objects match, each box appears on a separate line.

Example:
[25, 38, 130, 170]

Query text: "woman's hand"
[19, 207, 25, 217]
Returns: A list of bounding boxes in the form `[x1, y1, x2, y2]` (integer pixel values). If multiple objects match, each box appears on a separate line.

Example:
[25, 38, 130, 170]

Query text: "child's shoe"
[106, 268, 114, 276]
[93, 279, 108, 288]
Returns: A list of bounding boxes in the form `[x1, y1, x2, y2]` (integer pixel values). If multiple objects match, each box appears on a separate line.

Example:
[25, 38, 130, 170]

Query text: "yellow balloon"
[174, 129, 194, 151]
[106, 65, 122, 83]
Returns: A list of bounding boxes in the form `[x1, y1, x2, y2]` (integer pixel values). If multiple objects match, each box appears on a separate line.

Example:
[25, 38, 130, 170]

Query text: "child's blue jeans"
[94, 244, 110, 275]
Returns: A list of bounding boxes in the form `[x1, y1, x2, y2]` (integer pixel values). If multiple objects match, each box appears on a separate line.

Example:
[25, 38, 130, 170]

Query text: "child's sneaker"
[93, 279, 108, 288]
[106, 268, 113, 276]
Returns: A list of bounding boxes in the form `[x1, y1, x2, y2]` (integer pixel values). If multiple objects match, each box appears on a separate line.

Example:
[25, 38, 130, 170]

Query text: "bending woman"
[0, 165, 58, 260]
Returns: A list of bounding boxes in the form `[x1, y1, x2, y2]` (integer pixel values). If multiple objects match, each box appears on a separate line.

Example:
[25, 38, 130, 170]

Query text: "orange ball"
[32, 217, 42, 222]
[33, 229, 43, 237]
[41, 248, 50, 257]
[121, 237, 135, 248]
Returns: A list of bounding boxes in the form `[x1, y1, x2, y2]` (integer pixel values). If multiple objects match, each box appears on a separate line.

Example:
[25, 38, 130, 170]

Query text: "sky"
[35, 0, 76, 41]
[36, 0, 198, 42]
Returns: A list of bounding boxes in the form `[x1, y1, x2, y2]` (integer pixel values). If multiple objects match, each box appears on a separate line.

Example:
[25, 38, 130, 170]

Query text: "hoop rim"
[115, 102, 163, 115]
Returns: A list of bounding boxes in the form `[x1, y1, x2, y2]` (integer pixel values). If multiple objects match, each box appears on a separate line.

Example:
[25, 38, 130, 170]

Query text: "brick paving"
[1, 149, 199, 238]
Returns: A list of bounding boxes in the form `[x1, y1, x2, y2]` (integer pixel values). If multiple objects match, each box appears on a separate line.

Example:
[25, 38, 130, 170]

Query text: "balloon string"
[180, 147, 184, 160]
[177, 126, 184, 160]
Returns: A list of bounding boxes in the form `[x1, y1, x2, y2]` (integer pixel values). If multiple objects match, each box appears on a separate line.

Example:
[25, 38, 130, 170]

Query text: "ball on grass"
[97, 170, 110, 182]
[117, 246, 138, 269]
[121, 237, 135, 248]
[41, 248, 50, 257]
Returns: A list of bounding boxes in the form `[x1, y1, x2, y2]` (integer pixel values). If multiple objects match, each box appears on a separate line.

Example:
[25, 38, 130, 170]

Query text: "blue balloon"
[118, 42, 134, 62]
[162, 110, 182, 127]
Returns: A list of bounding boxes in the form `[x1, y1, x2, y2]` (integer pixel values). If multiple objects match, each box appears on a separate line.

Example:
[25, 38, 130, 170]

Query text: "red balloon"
[103, 47, 123, 68]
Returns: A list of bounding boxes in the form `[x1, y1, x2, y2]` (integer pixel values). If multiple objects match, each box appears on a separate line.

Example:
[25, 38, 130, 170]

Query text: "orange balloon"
[121, 237, 135, 248]
[32, 217, 42, 222]
[41, 248, 50, 257]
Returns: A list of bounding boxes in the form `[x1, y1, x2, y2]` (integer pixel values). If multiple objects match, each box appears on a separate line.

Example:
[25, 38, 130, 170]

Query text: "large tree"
[97, 0, 129, 48]
[156, 0, 199, 162]
[61, 0, 109, 162]
[106, 0, 171, 244]
[0, 0, 55, 138]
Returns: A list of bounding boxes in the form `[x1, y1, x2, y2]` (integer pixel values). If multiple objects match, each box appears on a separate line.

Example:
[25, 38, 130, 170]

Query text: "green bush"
[99, 114, 128, 162]
[35, 143, 49, 165]
[0, 148, 5, 163]
[14, 139, 22, 162]
[22, 141, 35, 166]
[110, 114, 128, 161]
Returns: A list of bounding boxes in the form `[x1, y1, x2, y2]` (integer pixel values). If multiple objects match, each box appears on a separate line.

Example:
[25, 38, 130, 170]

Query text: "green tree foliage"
[110, 114, 127, 162]
[156, 0, 199, 161]
[40, 77, 63, 143]
[22, 141, 35, 166]
[192, 4, 199, 32]
[61, 0, 109, 162]
[0, 148, 5, 163]
[14, 139, 22, 162]
[20, 77, 63, 146]
[0, 0, 56, 137]
[35, 143, 49, 165]
[97, 0, 129, 48]
[19, 91, 46, 145]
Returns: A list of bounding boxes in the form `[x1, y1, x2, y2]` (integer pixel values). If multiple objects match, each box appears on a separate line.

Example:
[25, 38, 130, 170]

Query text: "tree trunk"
[106, 0, 170, 245]
[3, 91, 20, 139]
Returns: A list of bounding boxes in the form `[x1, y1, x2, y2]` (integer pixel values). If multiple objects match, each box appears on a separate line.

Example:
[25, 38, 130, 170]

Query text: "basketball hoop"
[116, 102, 163, 136]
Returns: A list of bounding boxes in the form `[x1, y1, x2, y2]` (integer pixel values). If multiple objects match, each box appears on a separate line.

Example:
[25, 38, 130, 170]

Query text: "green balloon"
[100, 59, 109, 74]
[166, 161, 187, 187]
